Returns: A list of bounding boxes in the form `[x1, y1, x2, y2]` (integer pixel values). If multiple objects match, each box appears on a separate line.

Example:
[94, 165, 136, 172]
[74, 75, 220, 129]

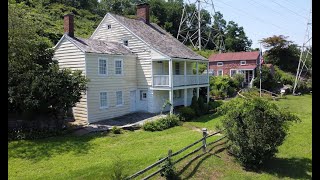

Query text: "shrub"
[218, 97, 300, 169]
[197, 96, 209, 115]
[142, 114, 180, 131]
[109, 156, 128, 180]
[208, 100, 224, 111]
[210, 76, 238, 99]
[176, 107, 196, 121]
[160, 155, 180, 180]
[274, 66, 295, 85]
[111, 126, 122, 134]
[232, 73, 245, 88]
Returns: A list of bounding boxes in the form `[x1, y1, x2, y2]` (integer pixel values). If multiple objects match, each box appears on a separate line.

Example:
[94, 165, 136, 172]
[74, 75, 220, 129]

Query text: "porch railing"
[153, 75, 208, 87]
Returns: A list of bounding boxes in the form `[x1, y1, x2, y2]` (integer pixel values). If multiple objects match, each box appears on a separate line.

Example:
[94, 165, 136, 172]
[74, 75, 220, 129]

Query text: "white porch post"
[169, 90, 173, 114]
[169, 59, 173, 114]
[169, 59, 172, 87]
[207, 62, 209, 103]
[184, 89, 187, 106]
[184, 61, 187, 85]
[196, 87, 199, 98]
[151, 60, 153, 87]
[196, 61, 199, 84]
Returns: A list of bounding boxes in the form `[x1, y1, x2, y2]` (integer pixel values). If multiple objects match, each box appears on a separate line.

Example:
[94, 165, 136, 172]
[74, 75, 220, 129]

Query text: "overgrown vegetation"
[142, 114, 180, 131]
[8, 2, 87, 133]
[111, 126, 122, 134]
[218, 97, 300, 169]
[209, 75, 243, 99]
[176, 107, 196, 121]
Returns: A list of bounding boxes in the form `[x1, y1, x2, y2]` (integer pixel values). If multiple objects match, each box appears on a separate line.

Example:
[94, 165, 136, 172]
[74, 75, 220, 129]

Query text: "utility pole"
[293, 3, 312, 95]
[259, 43, 262, 97]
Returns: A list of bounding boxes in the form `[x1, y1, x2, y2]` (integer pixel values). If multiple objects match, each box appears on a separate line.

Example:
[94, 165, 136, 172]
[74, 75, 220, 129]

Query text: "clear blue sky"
[187, 0, 312, 50]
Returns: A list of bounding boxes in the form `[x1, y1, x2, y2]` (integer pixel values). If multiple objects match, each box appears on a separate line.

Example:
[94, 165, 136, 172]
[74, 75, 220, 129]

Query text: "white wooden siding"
[53, 38, 88, 122]
[85, 53, 137, 123]
[91, 14, 166, 88]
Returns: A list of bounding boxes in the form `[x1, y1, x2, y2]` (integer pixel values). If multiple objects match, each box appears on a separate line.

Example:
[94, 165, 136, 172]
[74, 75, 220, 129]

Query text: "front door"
[130, 90, 136, 112]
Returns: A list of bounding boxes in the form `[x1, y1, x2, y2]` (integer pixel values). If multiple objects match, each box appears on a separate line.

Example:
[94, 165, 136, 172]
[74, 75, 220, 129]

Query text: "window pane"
[115, 60, 122, 74]
[100, 92, 107, 107]
[116, 91, 122, 105]
[99, 59, 106, 74]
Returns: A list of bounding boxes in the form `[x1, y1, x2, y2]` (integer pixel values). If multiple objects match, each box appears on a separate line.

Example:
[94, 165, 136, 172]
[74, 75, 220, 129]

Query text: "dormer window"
[107, 24, 111, 29]
[217, 62, 223, 66]
[240, 61, 246, 65]
[123, 40, 128, 46]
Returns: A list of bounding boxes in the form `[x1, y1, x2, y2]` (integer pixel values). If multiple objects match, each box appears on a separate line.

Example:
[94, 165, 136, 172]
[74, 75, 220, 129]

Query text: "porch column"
[196, 62, 199, 84]
[184, 89, 187, 106]
[169, 59, 173, 114]
[169, 59, 173, 87]
[184, 61, 187, 86]
[207, 86, 210, 103]
[207, 62, 209, 103]
[169, 90, 173, 114]
[196, 87, 199, 98]
[151, 60, 153, 87]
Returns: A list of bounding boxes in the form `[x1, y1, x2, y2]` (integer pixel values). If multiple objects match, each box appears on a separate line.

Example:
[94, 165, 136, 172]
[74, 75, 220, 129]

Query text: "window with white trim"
[116, 91, 123, 106]
[100, 92, 108, 108]
[217, 62, 223, 66]
[107, 24, 111, 29]
[123, 40, 128, 46]
[240, 61, 246, 65]
[230, 70, 237, 76]
[175, 62, 180, 75]
[115, 59, 123, 75]
[99, 58, 107, 75]
[140, 90, 147, 101]
[218, 70, 223, 76]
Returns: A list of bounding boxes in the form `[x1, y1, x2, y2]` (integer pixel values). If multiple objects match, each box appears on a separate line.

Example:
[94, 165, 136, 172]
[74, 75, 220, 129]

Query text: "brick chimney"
[136, 3, 150, 24]
[64, 14, 74, 37]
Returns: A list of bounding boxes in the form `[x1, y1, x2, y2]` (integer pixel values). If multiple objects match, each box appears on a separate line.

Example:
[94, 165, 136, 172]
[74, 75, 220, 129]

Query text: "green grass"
[8, 95, 311, 179]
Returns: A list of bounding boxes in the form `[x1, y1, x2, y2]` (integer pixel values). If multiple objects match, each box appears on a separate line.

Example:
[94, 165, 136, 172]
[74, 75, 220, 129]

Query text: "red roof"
[209, 51, 260, 62]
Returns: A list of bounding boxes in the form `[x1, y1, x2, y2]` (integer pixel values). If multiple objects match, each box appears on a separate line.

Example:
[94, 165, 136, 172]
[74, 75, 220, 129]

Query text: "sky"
[187, 0, 312, 51]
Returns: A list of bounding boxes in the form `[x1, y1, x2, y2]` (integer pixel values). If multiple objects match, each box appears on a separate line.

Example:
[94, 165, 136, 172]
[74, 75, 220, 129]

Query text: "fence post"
[202, 128, 207, 153]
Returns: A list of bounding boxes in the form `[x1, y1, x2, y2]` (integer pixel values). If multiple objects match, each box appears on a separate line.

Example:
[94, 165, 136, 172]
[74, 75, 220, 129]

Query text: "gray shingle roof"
[110, 13, 207, 61]
[66, 35, 133, 55]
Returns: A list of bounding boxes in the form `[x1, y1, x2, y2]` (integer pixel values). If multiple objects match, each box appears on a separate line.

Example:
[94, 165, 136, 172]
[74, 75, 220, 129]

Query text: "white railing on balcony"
[153, 75, 208, 87]
[153, 75, 169, 86]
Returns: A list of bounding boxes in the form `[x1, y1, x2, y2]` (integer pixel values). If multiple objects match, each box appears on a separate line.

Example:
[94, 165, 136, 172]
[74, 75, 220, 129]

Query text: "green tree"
[8, 2, 87, 121]
[260, 35, 300, 73]
[218, 97, 300, 169]
[225, 21, 252, 52]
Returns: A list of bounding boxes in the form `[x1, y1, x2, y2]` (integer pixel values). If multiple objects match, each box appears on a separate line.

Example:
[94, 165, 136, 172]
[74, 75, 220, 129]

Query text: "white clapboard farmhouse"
[53, 3, 209, 124]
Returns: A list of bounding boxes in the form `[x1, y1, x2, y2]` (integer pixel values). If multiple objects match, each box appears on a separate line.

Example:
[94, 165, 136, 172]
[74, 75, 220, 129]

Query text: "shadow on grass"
[189, 113, 222, 123]
[8, 132, 107, 162]
[261, 157, 312, 179]
[177, 141, 228, 179]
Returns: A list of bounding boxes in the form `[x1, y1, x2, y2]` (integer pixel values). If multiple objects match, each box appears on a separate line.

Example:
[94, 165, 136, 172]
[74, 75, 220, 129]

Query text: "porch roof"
[235, 65, 257, 70]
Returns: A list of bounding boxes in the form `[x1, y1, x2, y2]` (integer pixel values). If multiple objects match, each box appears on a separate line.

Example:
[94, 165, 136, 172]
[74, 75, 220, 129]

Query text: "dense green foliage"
[253, 65, 279, 91]
[176, 107, 196, 121]
[209, 75, 242, 99]
[218, 97, 300, 169]
[142, 115, 180, 131]
[9, 2, 87, 122]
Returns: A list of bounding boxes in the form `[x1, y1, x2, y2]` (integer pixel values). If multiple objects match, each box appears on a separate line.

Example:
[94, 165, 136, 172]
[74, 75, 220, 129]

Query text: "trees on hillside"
[9, 3, 87, 121]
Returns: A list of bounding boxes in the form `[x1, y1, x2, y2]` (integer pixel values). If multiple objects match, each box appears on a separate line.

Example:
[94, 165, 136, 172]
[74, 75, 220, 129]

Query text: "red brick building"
[209, 51, 262, 86]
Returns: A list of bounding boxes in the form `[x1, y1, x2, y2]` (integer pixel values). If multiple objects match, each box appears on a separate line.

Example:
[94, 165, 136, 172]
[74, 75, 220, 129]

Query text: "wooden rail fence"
[126, 128, 226, 180]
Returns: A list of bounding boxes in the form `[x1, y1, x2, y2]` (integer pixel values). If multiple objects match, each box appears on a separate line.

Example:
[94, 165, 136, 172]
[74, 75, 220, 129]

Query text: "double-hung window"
[100, 92, 108, 108]
[99, 58, 107, 75]
[116, 91, 123, 106]
[175, 62, 180, 75]
[115, 59, 123, 75]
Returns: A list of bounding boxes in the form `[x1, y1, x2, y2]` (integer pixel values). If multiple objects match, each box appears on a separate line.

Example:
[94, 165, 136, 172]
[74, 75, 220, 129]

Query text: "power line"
[281, 0, 309, 14]
[270, 0, 308, 21]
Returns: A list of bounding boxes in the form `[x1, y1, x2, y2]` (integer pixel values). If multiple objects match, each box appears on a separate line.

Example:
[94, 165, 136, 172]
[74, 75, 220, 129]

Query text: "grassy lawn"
[8, 95, 311, 179]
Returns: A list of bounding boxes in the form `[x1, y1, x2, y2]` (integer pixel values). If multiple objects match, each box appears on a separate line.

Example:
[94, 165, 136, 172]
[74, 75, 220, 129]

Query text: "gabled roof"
[209, 51, 260, 62]
[108, 13, 207, 61]
[55, 35, 133, 55]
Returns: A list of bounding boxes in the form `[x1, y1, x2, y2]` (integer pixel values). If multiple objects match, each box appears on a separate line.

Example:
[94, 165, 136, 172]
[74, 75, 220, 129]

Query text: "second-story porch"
[151, 59, 209, 90]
